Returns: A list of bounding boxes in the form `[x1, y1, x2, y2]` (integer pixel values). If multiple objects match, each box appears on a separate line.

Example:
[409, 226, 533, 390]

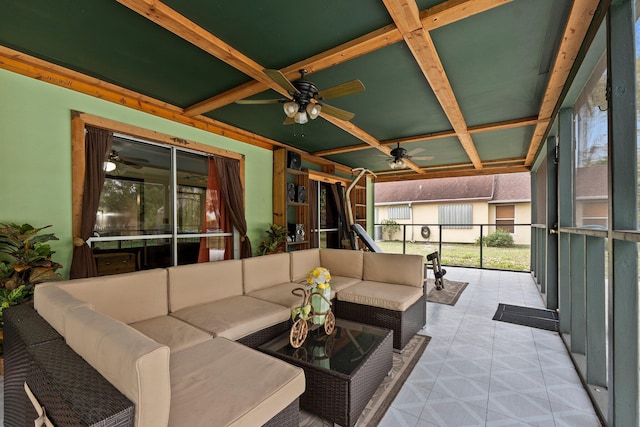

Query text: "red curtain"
[198, 158, 231, 262]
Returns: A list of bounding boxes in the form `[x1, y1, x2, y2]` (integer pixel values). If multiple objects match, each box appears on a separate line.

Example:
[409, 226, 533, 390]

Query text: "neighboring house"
[574, 165, 608, 228]
[375, 173, 531, 245]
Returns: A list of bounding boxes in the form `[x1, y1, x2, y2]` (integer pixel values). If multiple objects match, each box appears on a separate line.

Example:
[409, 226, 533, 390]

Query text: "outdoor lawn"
[375, 241, 531, 272]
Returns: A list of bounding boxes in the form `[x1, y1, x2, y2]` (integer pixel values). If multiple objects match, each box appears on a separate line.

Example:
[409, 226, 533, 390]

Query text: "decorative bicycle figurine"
[289, 267, 336, 348]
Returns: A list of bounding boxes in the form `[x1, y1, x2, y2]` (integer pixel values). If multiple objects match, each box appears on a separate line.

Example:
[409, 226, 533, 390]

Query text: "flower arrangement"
[306, 267, 331, 290]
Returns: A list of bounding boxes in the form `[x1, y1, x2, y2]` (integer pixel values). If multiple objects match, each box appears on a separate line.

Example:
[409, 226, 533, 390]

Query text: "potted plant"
[255, 224, 289, 256]
[0, 223, 63, 328]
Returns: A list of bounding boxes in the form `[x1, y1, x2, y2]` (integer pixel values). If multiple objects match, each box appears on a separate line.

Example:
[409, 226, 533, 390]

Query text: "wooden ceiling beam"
[375, 164, 530, 182]
[312, 114, 538, 157]
[184, 0, 510, 116]
[525, 0, 601, 166]
[320, 113, 426, 174]
[184, 24, 403, 116]
[383, 0, 483, 169]
[116, 0, 291, 100]
[420, 0, 512, 31]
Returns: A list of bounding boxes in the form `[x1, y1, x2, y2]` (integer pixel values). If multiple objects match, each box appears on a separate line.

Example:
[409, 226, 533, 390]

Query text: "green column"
[585, 236, 606, 387]
[608, 1, 639, 424]
[558, 108, 574, 333]
[545, 137, 558, 309]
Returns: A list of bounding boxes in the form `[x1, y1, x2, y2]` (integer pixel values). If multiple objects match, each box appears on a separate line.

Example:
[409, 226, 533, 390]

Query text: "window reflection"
[91, 136, 232, 273]
[574, 51, 608, 228]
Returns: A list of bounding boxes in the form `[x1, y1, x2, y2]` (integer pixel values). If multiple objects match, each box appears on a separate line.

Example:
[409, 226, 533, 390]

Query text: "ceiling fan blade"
[318, 79, 365, 100]
[283, 117, 295, 125]
[411, 155, 435, 161]
[406, 147, 426, 156]
[235, 99, 284, 105]
[264, 69, 299, 95]
[321, 103, 355, 121]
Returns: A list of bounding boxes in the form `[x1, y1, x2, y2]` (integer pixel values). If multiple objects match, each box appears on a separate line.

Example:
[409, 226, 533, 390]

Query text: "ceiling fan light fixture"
[283, 101, 298, 118]
[306, 103, 321, 120]
[294, 110, 309, 124]
[388, 158, 406, 169]
[103, 160, 116, 172]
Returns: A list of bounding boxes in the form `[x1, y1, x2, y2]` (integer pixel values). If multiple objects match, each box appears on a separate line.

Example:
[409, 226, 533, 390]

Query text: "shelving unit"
[273, 148, 310, 251]
[352, 184, 367, 228]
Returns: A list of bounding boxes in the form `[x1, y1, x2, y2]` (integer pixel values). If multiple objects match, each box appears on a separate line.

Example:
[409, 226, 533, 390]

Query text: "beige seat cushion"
[320, 248, 364, 279]
[247, 281, 310, 309]
[64, 306, 171, 427]
[55, 269, 169, 324]
[170, 295, 289, 341]
[167, 260, 244, 312]
[242, 253, 291, 293]
[34, 284, 93, 335]
[363, 252, 424, 287]
[289, 248, 321, 281]
[169, 338, 305, 427]
[329, 275, 362, 293]
[130, 315, 212, 353]
[337, 281, 423, 311]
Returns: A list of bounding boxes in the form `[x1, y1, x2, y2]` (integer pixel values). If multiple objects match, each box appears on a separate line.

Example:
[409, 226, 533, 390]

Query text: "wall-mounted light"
[103, 161, 116, 172]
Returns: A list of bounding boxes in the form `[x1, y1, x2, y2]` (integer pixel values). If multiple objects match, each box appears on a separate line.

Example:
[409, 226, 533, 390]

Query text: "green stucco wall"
[0, 69, 273, 278]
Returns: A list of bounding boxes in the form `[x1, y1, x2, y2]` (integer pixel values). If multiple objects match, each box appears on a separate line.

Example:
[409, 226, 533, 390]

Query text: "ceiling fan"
[236, 69, 365, 124]
[104, 150, 149, 171]
[381, 143, 435, 169]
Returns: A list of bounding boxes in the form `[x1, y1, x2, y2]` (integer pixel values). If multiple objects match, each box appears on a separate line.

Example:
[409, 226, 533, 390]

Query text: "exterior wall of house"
[0, 69, 274, 278]
[376, 200, 489, 244]
[487, 203, 532, 245]
[376, 200, 532, 245]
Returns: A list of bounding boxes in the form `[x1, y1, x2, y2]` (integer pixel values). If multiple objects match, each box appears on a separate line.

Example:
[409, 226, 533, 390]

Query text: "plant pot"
[310, 287, 331, 325]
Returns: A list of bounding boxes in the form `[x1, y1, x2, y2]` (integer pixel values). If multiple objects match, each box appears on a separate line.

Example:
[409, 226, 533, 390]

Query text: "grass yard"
[375, 241, 531, 272]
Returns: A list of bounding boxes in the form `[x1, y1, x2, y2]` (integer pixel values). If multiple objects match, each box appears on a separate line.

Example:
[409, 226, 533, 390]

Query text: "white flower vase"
[311, 286, 331, 325]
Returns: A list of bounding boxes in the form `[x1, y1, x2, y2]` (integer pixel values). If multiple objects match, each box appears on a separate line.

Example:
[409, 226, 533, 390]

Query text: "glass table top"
[259, 319, 391, 376]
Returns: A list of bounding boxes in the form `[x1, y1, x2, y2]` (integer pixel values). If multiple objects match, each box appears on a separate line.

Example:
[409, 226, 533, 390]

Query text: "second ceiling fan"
[236, 69, 365, 124]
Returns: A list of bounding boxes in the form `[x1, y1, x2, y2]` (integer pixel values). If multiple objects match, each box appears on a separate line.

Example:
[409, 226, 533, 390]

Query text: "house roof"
[375, 172, 530, 204]
[490, 172, 531, 203]
[0, 1, 603, 182]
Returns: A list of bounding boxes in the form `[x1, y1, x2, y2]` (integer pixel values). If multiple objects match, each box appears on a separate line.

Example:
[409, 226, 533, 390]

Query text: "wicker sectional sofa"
[4, 248, 425, 427]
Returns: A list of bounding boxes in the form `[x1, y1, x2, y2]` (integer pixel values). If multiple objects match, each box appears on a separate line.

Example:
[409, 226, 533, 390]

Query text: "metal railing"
[372, 222, 532, 272]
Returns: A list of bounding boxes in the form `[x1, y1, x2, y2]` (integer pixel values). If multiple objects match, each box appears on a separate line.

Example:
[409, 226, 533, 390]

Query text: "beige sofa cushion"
[289, 248, 321, 281]
[168, 260, 243, 312]
[33, 284, 93, 335]
[320, 249, 364, 279]
[64, 306, 171, 427]
[55, 269, 168, 324]
[130, 315, 212, 353]
[171, 295, 289, 341]
[242, 253, 291, 293]
[363, 252, 424, 287]
[337, 281, 424, 311]
[328, 276, 362, 293]
[169, 338, 305, 427]
[247, 282, 310, 309]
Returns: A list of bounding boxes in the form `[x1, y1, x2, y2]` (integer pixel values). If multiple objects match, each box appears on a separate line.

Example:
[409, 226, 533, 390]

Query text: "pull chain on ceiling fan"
[236, 69, 365, 125]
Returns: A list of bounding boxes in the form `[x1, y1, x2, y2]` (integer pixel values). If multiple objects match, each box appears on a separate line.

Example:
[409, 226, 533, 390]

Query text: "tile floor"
[378, 267, 602, 427]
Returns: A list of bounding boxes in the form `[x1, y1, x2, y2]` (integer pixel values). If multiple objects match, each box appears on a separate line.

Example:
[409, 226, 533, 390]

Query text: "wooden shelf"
[287, 240, 310, 246]
[273, 148, 310, 251]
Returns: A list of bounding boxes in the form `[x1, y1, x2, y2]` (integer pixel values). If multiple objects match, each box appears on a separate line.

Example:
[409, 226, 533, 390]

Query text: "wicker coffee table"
[259, 319, 393, 427]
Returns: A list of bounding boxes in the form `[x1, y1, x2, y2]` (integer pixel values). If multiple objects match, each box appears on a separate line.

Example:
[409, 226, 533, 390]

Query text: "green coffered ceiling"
[0, 0, 602, 181]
